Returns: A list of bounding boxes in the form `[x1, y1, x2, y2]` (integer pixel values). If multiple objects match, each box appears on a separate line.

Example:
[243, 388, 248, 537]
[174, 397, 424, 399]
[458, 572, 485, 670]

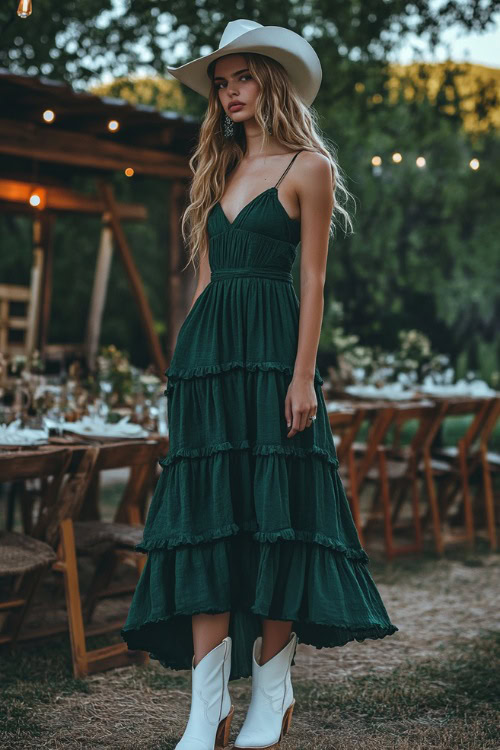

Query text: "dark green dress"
[121, 151, 398, 680]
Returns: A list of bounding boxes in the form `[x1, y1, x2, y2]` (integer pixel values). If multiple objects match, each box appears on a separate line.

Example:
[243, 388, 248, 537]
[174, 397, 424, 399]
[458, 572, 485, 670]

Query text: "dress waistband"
[211, 267, 293, 283]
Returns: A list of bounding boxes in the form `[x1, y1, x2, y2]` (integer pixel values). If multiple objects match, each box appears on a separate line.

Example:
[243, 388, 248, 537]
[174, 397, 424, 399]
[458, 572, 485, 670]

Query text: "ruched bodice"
[121, 150, 399, 682]
[165, 179, 325, 387]
[208, 185, 301, 246]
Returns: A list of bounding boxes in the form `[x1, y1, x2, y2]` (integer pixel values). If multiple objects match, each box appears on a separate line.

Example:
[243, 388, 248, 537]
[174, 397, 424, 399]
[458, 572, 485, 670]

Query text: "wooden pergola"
[0, 68, 200, 374]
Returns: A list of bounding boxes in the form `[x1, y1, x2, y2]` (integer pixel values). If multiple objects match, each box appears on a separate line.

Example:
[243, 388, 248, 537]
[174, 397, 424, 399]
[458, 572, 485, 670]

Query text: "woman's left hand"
[284, 374, 317, 437]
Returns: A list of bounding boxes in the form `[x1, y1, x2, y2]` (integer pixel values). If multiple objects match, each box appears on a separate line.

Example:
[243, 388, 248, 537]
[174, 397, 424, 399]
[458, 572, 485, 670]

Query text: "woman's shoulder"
[296, 150, 333, 187]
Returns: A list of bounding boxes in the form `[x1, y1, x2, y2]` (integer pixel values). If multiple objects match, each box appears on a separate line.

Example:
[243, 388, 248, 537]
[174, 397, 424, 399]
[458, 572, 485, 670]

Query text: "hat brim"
[166, 26, 322, 107]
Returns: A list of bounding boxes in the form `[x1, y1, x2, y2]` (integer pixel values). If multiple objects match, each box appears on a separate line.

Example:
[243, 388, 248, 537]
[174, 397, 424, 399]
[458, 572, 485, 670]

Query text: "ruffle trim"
[158, 440, 339, 470]
[121, 611, 397, 640]
[134, 525, 369, 563]
[165, 360, 324, 389]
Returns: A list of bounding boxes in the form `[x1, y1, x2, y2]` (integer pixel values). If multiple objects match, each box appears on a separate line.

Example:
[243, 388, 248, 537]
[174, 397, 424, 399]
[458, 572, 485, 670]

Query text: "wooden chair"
[1, 439, 163, 677]
[71, 439, 163, 629]
[336, 404, 396, 551]
[49, 439, 163, 677]
[427, 397, 495, 553]
[328, 405, 367, 544]
[478, 398, 500, 550]
[0, 447, 74, 645]
[364, 401, 449, 558]
[432, 397, 500, 552]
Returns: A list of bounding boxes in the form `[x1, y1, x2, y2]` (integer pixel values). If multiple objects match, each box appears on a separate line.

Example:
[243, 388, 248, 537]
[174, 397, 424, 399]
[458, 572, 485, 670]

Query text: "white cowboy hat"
[166, 19, 322, 107]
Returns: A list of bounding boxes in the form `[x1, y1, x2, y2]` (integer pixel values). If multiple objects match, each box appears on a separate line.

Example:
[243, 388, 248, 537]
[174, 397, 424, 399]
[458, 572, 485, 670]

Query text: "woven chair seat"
[0, 531, 57, 576]
[72, 521, 145, 556]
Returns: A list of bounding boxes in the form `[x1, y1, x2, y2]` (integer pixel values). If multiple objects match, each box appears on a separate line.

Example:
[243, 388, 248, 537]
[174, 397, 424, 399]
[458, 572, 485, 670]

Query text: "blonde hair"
[180, 52, 356, 273]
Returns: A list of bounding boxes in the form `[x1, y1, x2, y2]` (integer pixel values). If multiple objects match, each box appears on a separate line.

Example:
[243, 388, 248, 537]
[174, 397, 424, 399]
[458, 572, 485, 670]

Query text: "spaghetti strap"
[274, 150, 304, 188]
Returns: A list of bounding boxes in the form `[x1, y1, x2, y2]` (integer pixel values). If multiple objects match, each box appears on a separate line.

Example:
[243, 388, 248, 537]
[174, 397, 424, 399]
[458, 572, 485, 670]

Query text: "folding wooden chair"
[428, 397, 495, 552]
[328, 404, 367, 545]
[478, 397, 500, 550]
[366, 401, 449, 558]
[0, 447, 73, 645]
[432, 397, 500, 552]
[336, 403, 396, 551]
[71, 439, 163, 628]
[53, 439, 164, 677]
[2, 439, 163, 677]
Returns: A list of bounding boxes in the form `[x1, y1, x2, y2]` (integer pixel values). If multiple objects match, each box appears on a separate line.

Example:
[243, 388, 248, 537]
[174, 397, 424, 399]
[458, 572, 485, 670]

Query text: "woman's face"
[213, 54, 260, 122]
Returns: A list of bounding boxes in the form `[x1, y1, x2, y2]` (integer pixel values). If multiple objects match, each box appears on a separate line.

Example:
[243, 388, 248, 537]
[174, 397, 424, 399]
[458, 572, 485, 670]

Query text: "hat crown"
[218, 19, 263, 49]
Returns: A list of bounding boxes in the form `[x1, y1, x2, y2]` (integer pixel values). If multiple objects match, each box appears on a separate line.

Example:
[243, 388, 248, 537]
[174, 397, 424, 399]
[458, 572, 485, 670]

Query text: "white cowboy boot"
[233, 631, 297, 749]
[175, 635, 234, 750]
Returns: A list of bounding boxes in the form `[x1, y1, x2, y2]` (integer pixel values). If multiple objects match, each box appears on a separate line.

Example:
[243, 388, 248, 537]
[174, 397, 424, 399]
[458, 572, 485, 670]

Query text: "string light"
[125, 167, 134, 177]
[17, 0, 32, 18]
[368, 153, 480, 173]
[43, 109, 55, 123]
[28, 187, 46, 209]
[107, 119, 120, 132]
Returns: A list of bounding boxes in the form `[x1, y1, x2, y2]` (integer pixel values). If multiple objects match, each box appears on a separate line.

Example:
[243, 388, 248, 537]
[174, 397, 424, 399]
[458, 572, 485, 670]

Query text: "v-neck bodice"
[208, 150, 304, 243]
[208, 184, 301, 246]
[207, 152, 304, 278]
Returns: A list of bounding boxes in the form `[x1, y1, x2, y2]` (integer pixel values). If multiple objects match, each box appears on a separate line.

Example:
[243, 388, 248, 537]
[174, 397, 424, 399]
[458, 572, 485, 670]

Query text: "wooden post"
[98, 180, 166, 374]
[25, 217, 44, 356]
[85, 213, 114, 370]
[167, 180, 195, 366]
[39, 212, 56, 355]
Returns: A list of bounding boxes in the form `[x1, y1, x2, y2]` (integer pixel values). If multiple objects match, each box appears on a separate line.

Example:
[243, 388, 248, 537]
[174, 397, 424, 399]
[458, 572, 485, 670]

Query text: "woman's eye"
[216, 75, 251, 89]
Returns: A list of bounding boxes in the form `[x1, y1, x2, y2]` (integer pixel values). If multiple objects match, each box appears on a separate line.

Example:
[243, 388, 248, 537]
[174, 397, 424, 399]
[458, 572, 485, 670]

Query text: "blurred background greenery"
[0, 3, 498, 383]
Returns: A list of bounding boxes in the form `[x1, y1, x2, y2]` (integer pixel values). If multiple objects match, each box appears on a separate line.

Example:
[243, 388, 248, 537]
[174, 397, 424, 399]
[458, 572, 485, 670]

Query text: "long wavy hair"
[180, 52, 356, 273]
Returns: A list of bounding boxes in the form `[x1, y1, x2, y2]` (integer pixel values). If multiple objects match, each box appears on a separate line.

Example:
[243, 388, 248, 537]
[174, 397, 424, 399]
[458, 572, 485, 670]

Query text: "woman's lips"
[229, 103, 244, 111]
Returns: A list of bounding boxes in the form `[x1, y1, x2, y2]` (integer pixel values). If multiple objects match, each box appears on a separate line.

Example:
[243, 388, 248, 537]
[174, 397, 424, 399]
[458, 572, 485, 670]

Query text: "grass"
[286, 631, 500, 749]
[1, 628, 498, 749]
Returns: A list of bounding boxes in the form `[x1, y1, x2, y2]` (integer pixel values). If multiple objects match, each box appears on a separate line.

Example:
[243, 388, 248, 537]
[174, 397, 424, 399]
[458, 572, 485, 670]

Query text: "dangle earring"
[223, 113, 234, 138]
[263, 112, 273, 134]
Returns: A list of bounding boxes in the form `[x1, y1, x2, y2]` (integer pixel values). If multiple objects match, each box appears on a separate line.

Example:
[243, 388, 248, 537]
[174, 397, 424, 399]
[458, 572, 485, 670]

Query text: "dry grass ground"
[1, 543, 499, 750]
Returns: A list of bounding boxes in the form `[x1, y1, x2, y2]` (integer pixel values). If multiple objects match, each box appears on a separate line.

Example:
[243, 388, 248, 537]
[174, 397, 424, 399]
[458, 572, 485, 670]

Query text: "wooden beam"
[0, 118, 193, 178]
[25, 219, 44, 356]
[85, 216, 114, 369]
[39, 212, 56, 354]
[98, 181, 166, 374]
[167, 181, 195, 367]
[0, 179, 147, 220]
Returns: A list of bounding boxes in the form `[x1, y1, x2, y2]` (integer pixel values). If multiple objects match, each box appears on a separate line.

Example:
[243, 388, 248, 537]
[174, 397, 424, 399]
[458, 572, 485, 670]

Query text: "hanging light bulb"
[29, 186, 46, 210]
[17, 0, 32, 18]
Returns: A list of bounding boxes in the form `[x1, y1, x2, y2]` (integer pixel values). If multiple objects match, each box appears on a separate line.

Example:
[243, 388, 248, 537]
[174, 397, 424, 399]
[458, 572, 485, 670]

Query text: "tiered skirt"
[120, 275, 398, 680]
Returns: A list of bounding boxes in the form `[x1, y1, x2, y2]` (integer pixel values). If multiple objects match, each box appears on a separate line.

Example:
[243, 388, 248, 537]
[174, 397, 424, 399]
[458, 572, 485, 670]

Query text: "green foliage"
[0, 4, 498, 374]
[323, 61, 500, 377]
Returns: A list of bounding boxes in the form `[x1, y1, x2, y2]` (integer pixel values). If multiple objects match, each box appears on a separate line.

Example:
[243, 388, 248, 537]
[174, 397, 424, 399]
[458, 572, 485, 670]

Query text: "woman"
[121, 19, 399, 750]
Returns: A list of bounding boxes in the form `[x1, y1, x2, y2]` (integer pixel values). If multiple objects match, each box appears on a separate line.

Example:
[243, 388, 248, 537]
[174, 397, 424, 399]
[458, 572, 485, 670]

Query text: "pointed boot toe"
[233, 632, 297, 749]
[175, 636, 234, 750]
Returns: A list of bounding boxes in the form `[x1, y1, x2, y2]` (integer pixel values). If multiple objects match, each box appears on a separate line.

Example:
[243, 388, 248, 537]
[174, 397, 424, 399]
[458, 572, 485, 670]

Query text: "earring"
[223, 113, 234, 138]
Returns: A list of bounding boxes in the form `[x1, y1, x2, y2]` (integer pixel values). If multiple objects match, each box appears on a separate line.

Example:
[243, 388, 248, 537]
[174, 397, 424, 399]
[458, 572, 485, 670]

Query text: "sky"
[389, 12, 500, 68]
[93, 5, 500, 87]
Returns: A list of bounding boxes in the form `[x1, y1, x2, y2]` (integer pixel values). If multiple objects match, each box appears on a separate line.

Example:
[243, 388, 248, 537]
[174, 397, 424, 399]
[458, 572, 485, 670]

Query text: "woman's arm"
[285, 151, 334, 437]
